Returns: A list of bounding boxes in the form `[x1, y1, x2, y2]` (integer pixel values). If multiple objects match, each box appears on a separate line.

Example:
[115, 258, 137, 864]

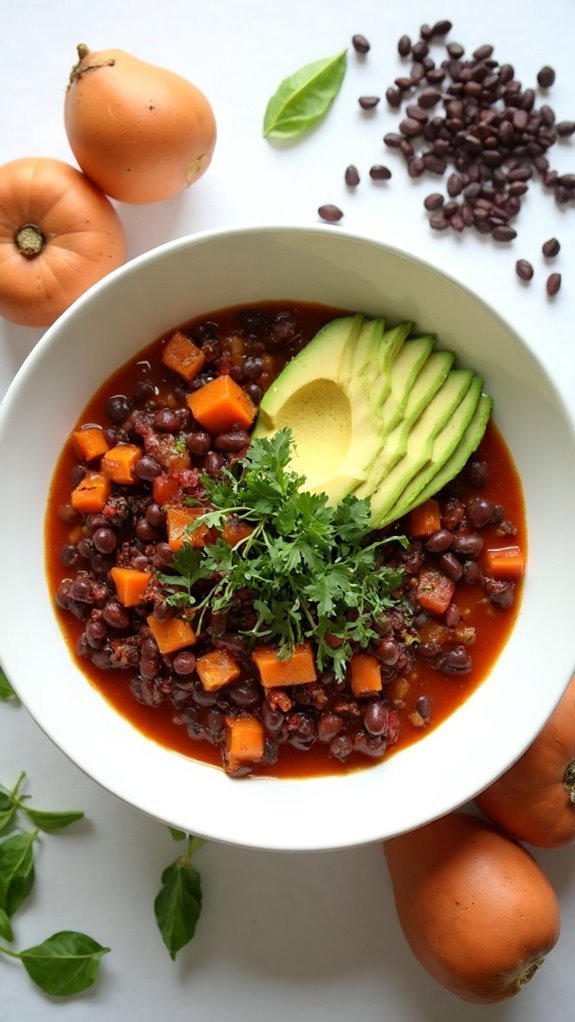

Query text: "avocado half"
[252, 315, 492, 528]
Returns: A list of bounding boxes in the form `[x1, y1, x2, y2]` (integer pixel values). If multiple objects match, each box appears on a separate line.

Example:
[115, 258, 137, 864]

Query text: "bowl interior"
[1, 225, 574, 851]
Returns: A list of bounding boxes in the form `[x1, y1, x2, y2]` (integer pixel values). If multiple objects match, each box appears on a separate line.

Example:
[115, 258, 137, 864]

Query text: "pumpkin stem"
[68, 44, 116, 88]
[563, 760, 575, 803]
[516, 957, 544, 990]
[15, 224, 45, 259]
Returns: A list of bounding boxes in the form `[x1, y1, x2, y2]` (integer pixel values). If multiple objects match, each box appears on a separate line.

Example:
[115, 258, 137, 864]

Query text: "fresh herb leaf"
[0, 793, 18, 836]
[160, 430, 407, 680]
[0, 931, 110, 996]
[22, 808, 84, 833]
[154, 835, 203, 960]
[0, 668, 15, 701]
[263, 50, 347, 140]
[0, 830, 36, 918]
[0, 907, 14, 942]
[168, 827, 187, 842]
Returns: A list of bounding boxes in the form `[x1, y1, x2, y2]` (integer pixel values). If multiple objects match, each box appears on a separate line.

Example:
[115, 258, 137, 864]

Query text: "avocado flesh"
[378, 334, 436, 433]
[378, 376, 484, 527]
[409, 393, 493, 509]
[369, 369, 474, 526]
[354, 349, 454, 502]
[368, 321, 412, 417]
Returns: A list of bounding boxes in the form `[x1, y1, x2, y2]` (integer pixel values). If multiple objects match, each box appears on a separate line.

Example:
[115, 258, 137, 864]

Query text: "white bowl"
[1, 225, 574, 851]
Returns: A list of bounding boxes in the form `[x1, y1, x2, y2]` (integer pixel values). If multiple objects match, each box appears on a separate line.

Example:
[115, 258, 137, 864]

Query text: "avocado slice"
[340, 317, 384, 384]
[368, 321, 412, 417]
[369, 369, 474, 526]
[407, 393, 493, 509]
[378, 333, 436, 433]
[354, 349, 454, 502]
[378, 376, 484, 527]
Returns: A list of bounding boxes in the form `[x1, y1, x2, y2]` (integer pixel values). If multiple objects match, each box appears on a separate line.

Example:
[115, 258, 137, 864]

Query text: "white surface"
[1, 0, 574, 1016]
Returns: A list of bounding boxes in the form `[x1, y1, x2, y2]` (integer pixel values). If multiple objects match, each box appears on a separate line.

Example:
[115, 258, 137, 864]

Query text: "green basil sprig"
[0, 931, 109, 996]
[0, 772, 83, 835]
[155, 833, 205, 960]
[0, 667, 16, 701]
[263, 50, 347, 140]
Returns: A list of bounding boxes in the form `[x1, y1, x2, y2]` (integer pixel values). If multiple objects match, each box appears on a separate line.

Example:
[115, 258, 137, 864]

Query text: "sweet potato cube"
[71, 426, 110, 462]
[71, 472, 111, 514]
[146, 614, 196, 655]
[196, 649, 241, 692]
[222, 518, 254, 547]
[186, 374, 256, 434]
[350, 653, 383, 697]
[224, 715, 265, 773]
[409, 498, 441, 538]
[110, 566, 151, 607]
[101, 444, 142, 485]
[161, 331, 206, 382]
[166, 506, 212, 550]
[252, 642, 317, 689]
[416, 568, 456, 616]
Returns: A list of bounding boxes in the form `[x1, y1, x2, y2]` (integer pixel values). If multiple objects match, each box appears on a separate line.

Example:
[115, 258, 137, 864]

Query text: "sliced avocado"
[255, 314, 363, 432]
[354, 349, 454, 501]
[340, 317, 385, 384]
[406, 393, 493, 509]
[379, 334, 436, 433]
[379, 376, 484, 527]
[368, 321, 412, 417]
[369, 369, 474, 526]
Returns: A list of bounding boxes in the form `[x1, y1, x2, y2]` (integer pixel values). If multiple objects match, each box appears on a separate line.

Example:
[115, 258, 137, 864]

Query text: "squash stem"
[563, 760, 575, 803]
[517, 957, 543, 989]
[15, 224, 45, 259]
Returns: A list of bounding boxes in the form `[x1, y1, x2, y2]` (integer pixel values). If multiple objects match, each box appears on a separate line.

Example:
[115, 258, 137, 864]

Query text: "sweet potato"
[71, 426, 110, 462]
[196, 649, 241, 692]
[224, 714, 265, 773]
[110, 566, 151, 607]
[485, 545, 525, 581]
[70, 471, 111, 513]
[252, 643, 317, 688]
[161, 330, 206, 382]
[349, 652, 382, 696]
[166, 506, 212, 550]
[416, 567, 455, 616]
[186, 374, 256, 433]
[409, 498, 441, 538]
[101, 443, 142, 485]
[146, 614, 196, 654]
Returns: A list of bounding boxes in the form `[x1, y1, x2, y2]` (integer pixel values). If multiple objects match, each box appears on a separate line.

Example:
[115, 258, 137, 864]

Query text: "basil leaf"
[168, 827, 186, 842]
[0, 794, 17, 836]
[0, 907, 14, 942]
[22, 808, 84, 833]
[0, 669, 15, 701]
[263, 50, 347, 140]
[0, 831, 36, 917]
[154, 857, 202, 960]
[17, 931, 110, 997]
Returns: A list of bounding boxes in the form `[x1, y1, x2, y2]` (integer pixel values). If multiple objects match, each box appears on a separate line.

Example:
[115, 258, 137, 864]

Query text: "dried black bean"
[369, 164, 392, 180]
[359, 95, 380, 110]
[397, 34, 411, 57]
[385, 87, 403, 108]
[537, 66, 556, 88]
[318, 204, 344, 223]
[542, 237, 560, 258]
[424, 192, 444, 211]
[352, 34, 370, 54]
[516, 259, 534, 281]
[492, 225, 517, 242]
[547, 272, 562, 296]
[556, 121, 575, 137]
[345, 165, 360, 187]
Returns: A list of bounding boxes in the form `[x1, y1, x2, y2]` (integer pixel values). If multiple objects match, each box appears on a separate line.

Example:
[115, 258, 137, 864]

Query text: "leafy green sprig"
[159, 429, 406, 680]
[154, 831, 205, 960]
[0, 666, 16, 701]
[0, 772, 108, 997]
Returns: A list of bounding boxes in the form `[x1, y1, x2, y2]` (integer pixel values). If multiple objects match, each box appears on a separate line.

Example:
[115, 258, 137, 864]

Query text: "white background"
[1, 0, 575, 1019]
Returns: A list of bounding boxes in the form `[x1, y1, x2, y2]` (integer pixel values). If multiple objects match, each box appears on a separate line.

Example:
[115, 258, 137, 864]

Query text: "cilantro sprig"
[159, 429, 406, 680]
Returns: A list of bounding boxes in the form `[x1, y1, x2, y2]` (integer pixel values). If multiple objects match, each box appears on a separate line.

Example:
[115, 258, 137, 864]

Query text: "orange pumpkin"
[0, 156, 125, 327]
[64, 44, 217, 204]
[384, 811, 561, 1004]
[475, 673, 575, 847]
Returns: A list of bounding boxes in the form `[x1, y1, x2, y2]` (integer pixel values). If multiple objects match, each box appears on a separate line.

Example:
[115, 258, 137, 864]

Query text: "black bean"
[152, 542, 174, 569]
[153, 408, 180, 433]
[352, 34, 370, 54]
[415, 694, 433, 721]
[492, 225, 517, 242]
[425, 529, 453, 553]
[102, 599, 130, 629]
[547, 272, 562, 296]
[418, 88, 441, 109]
[445, 603, 461, 628]
[369, 164, 392, 180]
[452, 533, 483, 558]
[429, 211, 449, 230]
[145, 503, 164, 529]
[343, 165, 360, 188]
[400, 117, 424, 138]
[134, 454, 162, 481]
[537, 66, 556, 88]
[424, 193, 444, 211]
[515, 258, 534, 284]
[329, 733, 354, 761]
[438, 647, 472, 675]
[318, 204, 344, 223]
[105, 394, 132, 424]
[375, 638, 399, 666]
[92, 527, 117, 554]
[484, 578, 515, 609]
[439, 551, 464, 581]
[542, 237, 560, 258]
[135, 518, 159, 543]
[397, 34, 411, 57]
[186, 430, 212, 457]
[262, 702, 285, 735]
[215, 429, 250, 452]
[556, 121, 575, 137]
[385, 87, 403, 108]
[134, 379, 156, 404]
[383, 132, 403, 149]
[244, 383, 263, 405]
[203, 451, 225, 476]
[447, 42, 464, 58]
[229, 678, 260, 708]
[359, 95, 380, 110]
[364, 701, 389, 736]
[173, 651, 196, 676]
[466, 497, 495, 528]
[407, 156, 425, 178]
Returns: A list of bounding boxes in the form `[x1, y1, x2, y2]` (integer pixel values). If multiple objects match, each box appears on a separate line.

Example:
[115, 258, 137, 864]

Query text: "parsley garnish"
[158, 429, 406, 681]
